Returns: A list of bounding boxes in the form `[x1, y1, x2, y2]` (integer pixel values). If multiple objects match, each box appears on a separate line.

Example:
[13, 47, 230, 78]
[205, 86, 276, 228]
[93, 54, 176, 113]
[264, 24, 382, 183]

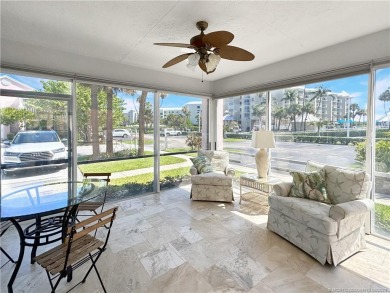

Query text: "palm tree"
[104, 86, 114, 155]
[356, 108, 367, 124]
[281, 89, 300, 132]
[286, 103, 302, 132]
[349, 103, 360, 123]
[272, 106, 286, 131]
[90, 84, 101, 159]
[182, 106, 191, 128]
[379, 87, 390, 129]
[309, 86, 331, 115]
[137, 91, 148, 156]
[301, 102, 315, 132]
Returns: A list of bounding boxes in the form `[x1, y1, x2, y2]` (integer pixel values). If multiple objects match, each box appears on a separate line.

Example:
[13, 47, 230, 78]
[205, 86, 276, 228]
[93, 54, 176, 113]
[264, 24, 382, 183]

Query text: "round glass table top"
[0, 179, 107, 219]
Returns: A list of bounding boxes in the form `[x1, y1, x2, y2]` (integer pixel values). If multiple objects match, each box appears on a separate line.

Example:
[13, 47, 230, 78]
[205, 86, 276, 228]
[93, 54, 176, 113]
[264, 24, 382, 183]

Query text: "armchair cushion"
[324, 165, 371, 204]
[198, 150, 229, 173]
[190, 155, 208, 173]
[289, 170, 330, 204]
[268, 195, 337, 235]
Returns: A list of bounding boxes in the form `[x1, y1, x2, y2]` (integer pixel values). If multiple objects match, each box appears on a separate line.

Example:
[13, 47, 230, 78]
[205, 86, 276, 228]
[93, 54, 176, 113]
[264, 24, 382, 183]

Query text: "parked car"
[160, 128, 182, 136]
[2, 130, 67, 175]
[113, 129, 131, 138]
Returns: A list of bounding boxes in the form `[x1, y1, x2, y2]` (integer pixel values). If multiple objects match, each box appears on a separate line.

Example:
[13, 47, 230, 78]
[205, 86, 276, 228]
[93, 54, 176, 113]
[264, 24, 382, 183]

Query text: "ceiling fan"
[154, 21, 255, 74]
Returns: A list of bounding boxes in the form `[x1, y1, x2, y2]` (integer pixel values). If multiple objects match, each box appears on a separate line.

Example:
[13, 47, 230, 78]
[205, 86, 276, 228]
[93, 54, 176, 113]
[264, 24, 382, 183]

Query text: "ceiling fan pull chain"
[202, 71, 204, 82]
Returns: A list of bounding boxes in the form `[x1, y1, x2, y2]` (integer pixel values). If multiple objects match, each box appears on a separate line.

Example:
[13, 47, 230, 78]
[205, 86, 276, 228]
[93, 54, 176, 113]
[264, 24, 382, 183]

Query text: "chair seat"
[191, 173, 232, 186]
[34, 234, 103, 275]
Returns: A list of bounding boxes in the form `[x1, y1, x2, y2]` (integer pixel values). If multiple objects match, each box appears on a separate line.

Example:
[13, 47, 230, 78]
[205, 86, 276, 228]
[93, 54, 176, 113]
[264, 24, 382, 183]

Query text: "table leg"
[7, 218, 26, 293]
[30, 214, 41, 264]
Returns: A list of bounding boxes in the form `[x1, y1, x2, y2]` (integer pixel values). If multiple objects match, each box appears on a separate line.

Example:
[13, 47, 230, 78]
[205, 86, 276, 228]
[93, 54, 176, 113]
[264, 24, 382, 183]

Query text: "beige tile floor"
[1, 185, 389, 293]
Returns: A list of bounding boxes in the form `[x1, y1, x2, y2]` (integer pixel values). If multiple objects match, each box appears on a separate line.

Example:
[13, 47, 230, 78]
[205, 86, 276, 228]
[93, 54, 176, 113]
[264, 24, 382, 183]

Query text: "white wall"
[1, 39, 213, 98]
[212, 29, 390, 98]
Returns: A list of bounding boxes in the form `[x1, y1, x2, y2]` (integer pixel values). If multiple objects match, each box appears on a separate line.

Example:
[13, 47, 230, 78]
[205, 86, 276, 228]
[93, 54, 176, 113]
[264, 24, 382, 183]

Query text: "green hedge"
[225, 133, 253, 139]
[293, 135, 366, 145]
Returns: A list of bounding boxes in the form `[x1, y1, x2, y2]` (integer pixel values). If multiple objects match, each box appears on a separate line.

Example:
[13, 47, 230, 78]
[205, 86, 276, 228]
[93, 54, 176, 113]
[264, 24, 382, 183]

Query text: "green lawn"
[164, 147, 194, 153]
[224, 148, 244, 154]
[110, 167, 190, 185]
[79, 156, 186, 173]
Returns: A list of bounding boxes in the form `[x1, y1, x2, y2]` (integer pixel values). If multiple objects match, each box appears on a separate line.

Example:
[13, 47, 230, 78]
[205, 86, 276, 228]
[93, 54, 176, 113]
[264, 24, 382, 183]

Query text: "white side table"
[239, 174, 282, 203]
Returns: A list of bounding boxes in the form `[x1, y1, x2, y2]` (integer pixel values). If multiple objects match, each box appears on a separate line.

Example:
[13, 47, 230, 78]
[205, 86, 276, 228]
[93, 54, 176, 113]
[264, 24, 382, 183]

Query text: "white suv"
[113, 129, 131, 138]
[2, 130, 67, 174]
[161, 128, 182, 136]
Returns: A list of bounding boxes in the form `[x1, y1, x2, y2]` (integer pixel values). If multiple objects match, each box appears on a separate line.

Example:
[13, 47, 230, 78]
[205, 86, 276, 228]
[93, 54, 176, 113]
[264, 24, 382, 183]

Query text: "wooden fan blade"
[163, 53, 192, 68]
[154, 43, 196, 49]
[218, 45, 255, 61]
[203, 31, 234, 48]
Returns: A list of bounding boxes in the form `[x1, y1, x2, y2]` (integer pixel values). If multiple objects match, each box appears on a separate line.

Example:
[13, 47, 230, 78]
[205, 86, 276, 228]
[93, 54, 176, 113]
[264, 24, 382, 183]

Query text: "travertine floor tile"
[262, 267, 328, 293]
[2, 186, 389, 293]
[139, 243, 186, 279]
[216, 249, 270, 291]
[135, 262, 213, 293]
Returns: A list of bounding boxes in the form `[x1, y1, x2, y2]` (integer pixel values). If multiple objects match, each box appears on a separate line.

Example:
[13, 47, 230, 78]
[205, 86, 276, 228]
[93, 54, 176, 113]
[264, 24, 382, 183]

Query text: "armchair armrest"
[273, 182, 293, 197]
[225, 167, 235, 177]
[329, 198, 374, 239]
[190, 165, 199, 176]
[329, 199, 374, 222]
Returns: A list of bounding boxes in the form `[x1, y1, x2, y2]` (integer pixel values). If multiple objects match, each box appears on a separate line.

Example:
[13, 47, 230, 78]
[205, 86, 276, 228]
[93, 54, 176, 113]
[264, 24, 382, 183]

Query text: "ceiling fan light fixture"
[187, 53, 200, 71]
[155, 21, 254, 77]
[205, 53, 221, 72]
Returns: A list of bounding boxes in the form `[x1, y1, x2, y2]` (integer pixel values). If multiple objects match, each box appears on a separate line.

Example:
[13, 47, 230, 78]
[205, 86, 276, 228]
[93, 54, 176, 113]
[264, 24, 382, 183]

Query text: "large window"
[1, 73, 72, 195]
[159, 94, 208, 191]
[373, 66, 390, 238]
[1, 72, 210, 202]
[270, 75, 369, 173]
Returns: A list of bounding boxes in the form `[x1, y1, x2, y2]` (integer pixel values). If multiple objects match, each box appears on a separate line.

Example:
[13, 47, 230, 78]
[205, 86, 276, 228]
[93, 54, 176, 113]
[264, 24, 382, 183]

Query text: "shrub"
[355, 140, 390, 172]
[186, 132, 202, 150]
[7, 133, 15, 141]
[375, 203, 390, 233]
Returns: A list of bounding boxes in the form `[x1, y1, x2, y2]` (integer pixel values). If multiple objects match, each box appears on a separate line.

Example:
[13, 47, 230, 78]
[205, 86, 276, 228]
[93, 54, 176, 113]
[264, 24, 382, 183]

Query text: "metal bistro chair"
[34, 207, 118, 293]
[0, 220, 16, 269]
[77, 172, 111, 218]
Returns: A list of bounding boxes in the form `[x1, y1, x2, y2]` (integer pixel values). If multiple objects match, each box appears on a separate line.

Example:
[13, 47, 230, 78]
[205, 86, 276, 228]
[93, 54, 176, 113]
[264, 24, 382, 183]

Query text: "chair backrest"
[198, 150, 229, 172]
[82, 172, 111, 184]
[61, 207, 118, 272]
[82, 172, 111, 204]
[67, 207, 117, 242]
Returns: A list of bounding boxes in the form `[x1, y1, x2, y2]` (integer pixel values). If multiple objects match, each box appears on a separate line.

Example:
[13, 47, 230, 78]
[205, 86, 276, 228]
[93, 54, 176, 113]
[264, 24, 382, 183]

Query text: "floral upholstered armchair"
[190, 150, 235, 202]
[267, 160, 373, 266]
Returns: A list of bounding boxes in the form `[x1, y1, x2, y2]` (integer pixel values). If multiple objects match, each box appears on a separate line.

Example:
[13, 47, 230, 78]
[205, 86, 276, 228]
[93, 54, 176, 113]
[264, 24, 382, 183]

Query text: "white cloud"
[350, 92, 363, 98]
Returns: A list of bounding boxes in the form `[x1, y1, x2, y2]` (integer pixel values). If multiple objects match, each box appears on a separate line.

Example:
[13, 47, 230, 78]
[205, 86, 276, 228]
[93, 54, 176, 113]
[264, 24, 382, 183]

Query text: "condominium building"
[160, 101, 202, 125]
[127, 109, 138, 124]
[224, 87, 351, 131]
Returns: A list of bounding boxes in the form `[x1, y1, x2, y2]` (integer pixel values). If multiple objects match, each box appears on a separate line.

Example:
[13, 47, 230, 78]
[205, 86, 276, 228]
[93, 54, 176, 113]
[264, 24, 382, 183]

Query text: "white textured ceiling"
[1, 1, 390, 82]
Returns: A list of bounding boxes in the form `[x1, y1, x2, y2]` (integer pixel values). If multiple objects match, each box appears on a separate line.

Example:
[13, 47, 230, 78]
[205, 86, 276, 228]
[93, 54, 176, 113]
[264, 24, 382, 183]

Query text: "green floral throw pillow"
[190, 156, 214, 173]
[289, 170, 330, 204]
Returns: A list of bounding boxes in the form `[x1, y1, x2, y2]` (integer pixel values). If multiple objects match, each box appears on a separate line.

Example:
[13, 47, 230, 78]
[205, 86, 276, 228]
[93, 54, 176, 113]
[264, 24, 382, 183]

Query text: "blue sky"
[2, 69, 389, 118]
